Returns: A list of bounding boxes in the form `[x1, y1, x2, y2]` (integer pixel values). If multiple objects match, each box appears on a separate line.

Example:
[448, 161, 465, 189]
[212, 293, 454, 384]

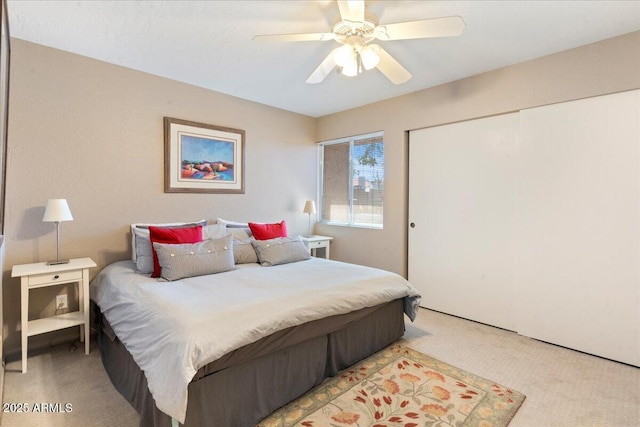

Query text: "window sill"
[319, 221, 383, 230]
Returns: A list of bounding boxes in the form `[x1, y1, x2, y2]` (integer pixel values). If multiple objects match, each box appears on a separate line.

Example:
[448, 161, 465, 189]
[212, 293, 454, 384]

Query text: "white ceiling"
[7, 0, 640, 117]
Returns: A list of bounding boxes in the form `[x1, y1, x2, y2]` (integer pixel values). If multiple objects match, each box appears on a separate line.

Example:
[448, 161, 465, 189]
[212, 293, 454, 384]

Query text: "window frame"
[317, 131, 384, 229]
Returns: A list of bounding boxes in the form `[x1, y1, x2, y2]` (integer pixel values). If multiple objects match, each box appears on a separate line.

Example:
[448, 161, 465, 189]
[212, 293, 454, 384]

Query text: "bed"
[90, 222, 420, 427]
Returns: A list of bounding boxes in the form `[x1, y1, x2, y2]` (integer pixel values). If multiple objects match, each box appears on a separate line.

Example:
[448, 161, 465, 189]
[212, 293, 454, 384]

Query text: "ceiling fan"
[253, 0, 465, 85]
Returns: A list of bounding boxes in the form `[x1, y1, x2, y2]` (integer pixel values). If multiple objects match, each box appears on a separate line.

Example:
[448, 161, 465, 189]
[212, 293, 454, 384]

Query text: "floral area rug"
[258, 343, 525, 427]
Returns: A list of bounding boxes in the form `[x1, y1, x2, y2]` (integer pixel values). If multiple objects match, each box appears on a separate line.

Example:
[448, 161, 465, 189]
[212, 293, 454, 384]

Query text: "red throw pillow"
[149, 225, 203, 277]
[248, 220, 287, 240]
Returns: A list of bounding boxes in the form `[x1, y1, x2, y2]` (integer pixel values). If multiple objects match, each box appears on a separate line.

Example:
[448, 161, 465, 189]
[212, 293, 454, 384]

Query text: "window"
[318, 131, 384, 228]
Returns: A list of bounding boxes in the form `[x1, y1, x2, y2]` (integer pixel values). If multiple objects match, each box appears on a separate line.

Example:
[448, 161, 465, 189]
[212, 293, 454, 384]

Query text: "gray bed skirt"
[96, 299, 406, 427]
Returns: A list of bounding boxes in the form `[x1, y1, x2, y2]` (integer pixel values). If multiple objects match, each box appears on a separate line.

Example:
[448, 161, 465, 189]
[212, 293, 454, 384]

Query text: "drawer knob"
[54, 275, 60, 279]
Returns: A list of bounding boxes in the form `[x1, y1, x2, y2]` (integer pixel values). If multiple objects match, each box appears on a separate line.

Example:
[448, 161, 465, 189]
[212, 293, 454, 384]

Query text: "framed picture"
[0, 0, 10, 233]
[164, 117, 245, 194]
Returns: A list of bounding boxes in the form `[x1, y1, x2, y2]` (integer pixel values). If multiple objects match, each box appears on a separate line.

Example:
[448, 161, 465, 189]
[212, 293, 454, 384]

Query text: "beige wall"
[315, 31, 640, 276]
[3, 31, 639, 357]
[2, 39, 317, 356]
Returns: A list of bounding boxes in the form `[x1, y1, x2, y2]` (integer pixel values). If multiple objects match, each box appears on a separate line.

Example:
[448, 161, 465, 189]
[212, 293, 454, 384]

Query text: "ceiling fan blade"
[337, 0, 365, 23]
[306, 49, 339, 84]
[375, 16, 465, 41]
[370, 44, 411, 85]
[253, 32, 335, 42]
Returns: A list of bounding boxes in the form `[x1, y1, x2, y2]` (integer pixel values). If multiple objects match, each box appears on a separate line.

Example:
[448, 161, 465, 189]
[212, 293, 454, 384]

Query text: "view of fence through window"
[318, 132, 383, 228]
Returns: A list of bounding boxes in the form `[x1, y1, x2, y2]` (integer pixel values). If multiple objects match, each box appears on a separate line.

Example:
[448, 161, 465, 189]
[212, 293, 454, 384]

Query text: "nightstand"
[11, 257, 97, 373]
[301, 235, 333, 259]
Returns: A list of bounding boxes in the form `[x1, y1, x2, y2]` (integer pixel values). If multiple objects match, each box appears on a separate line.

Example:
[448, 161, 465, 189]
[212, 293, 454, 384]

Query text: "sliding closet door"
[516, 90, 640, 366]
[409, 91, 639, 365]
[408, 113, 519, 331]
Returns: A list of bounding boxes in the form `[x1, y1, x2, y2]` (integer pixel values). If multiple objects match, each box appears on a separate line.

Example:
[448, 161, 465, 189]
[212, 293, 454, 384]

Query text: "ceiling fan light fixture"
[360, 45, 379, 70]
[255, 1, 466, 85]
[341, 55, 359, 77]
[333, 44, 353, 67]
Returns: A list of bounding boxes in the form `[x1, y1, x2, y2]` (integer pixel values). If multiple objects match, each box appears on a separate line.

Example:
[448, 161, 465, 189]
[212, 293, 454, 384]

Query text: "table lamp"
[43, 199, 73, 265]
[303, 200, 316, 237]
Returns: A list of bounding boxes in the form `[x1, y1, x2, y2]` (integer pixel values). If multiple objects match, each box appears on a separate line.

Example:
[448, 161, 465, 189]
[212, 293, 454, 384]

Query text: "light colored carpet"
[2, 308, 638, 426]
[1, 341, 138, 427]
[401, 309, 640, 427]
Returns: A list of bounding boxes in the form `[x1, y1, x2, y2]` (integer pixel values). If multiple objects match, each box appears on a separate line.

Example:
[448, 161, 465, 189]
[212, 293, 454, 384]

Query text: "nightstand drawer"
[29, 270, 82, 287]
[307, 240, 328, 249]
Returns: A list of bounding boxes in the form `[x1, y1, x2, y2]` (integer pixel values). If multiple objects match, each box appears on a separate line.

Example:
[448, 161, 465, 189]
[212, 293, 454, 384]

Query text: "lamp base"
[47, 259, 70, 266]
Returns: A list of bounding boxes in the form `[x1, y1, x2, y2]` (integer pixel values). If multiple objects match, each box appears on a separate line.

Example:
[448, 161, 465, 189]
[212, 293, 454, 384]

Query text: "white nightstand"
[301, 235, 333, 259]
[11, 257, 97, 373]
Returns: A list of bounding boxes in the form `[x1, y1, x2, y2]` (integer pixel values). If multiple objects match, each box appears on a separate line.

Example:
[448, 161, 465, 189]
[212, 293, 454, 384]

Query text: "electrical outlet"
[56, 294, 68, 310]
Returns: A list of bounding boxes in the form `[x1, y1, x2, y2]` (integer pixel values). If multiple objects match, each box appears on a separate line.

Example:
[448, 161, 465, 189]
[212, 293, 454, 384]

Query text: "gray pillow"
[251, 236, 310, 267]
[133, 228, 155, 273]
[131, 220, 207, 273]
[153, 235, 235, 281]
[228, 227, 252, 239]
[233, 237, 259, 264]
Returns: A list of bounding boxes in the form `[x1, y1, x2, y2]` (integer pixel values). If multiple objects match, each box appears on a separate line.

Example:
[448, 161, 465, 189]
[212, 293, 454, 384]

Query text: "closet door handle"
[410, 222, 416, 228]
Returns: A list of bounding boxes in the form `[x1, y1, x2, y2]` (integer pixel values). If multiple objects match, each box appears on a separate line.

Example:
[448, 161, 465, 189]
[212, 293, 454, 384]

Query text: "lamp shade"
[303, 200, 317, 214]
[43, 199, 73, 222]
[333, 45, 352, 67]
[341, 57, 358, 77]
[360, 45, 380, 70]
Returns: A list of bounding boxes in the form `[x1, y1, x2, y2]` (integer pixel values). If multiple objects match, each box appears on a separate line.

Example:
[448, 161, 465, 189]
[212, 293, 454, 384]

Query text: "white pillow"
[216, 218, 253, 237]
[203, 223, 227, 240]
[216, 218, 247, 227]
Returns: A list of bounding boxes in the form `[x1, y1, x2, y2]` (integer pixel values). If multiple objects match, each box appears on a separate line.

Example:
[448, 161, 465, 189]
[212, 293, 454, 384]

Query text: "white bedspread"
[90, 258, 420, 423]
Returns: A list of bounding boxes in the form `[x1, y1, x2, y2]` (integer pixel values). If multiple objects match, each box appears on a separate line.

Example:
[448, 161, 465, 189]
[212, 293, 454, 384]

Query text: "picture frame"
[164, 117, 245, 194]
[0, 0, 11, 233]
